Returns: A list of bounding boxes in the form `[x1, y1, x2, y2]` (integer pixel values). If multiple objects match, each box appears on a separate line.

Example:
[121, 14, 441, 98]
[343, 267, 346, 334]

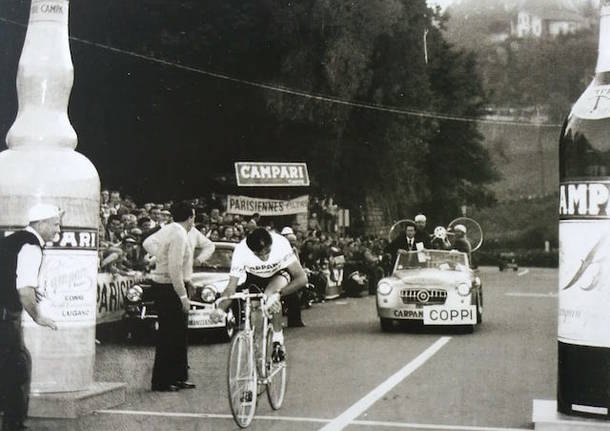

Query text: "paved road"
[28, 267, 558, 431]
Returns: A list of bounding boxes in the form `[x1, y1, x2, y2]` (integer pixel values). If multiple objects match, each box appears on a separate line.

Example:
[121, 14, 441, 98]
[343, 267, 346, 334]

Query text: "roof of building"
[518, 0, 586, 22]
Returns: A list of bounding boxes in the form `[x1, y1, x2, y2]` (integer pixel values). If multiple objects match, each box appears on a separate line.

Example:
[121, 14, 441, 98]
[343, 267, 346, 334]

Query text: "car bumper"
[377, 294, 476, 325]
[123, 303, 226, 330]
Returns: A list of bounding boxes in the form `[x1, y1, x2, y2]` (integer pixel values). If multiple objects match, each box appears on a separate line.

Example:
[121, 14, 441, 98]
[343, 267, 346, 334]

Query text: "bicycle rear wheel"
[227, 331, 257, 428]
[265, 329, 287, 410]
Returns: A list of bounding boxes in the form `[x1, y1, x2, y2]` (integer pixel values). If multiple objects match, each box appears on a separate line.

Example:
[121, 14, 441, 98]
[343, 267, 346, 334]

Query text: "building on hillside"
[510, 0, 586, 38]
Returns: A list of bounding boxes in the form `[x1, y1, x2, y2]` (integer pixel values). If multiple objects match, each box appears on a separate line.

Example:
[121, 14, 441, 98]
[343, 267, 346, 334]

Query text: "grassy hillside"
[478, 122, 561, 201]
[470, 194, 558, 250]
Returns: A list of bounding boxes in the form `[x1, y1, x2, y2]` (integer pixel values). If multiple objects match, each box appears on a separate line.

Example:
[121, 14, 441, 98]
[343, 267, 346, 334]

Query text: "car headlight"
[200, 286, 217, 303]
[377, 282, 393, 296]
[126, 285, 143, 302]
[456, 282, 471, 297]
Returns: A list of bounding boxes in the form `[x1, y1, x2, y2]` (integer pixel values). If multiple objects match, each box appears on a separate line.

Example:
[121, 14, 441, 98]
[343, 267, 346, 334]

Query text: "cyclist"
[211, 227, 307, 360]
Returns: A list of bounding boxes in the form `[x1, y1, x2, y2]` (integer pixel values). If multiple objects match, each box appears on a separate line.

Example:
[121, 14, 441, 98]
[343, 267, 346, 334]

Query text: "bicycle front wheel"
[266, 329, 287, 410]
[228, 331, 258, 428]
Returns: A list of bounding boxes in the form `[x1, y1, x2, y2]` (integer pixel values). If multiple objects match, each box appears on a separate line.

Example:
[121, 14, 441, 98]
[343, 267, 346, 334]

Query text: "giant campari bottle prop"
[0, 0, 100, 392]
[557, 0, 610, 419]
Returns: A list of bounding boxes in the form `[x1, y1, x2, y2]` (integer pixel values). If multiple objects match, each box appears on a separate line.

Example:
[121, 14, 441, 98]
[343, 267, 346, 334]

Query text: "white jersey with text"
[230, 232, 297, 279]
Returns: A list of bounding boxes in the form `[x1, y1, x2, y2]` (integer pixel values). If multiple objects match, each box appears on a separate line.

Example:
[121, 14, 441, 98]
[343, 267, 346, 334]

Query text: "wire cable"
[0, 16, 563, 128]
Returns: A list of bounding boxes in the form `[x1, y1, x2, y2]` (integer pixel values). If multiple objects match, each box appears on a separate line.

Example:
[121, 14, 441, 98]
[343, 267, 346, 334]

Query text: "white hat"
[414, 214, 426, 222]
[453, 224, 467, 233]
[28, 203, 63, 223]
[281, 226, 294, 235]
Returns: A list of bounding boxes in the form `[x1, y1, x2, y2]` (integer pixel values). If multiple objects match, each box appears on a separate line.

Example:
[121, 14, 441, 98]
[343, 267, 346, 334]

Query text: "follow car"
[123, 242, 237, 341]
[376, 249, 483, 332]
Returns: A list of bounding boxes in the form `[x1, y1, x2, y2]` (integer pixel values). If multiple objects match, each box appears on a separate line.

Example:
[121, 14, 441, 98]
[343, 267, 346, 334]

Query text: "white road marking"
[97, 409, 329, 423]
[517, 269, 529, 277]
[505, 292, 557, 298]
[318, 337, 451, 431]
[97, 409, 530, 430]
[351, 419, 531, 430]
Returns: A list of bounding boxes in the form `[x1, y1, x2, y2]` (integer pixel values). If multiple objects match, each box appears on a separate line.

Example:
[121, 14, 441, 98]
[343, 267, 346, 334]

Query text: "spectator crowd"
[98, 190, 391, 283]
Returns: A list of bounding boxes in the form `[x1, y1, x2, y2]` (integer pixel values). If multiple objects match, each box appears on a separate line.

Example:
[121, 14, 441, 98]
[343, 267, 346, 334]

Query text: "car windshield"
[394, 249, 468, 271]
[193, 246, 233, 272]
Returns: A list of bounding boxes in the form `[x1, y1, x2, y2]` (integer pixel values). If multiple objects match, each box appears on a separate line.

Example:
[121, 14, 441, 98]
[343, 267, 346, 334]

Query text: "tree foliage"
[0, 0, 497, 222]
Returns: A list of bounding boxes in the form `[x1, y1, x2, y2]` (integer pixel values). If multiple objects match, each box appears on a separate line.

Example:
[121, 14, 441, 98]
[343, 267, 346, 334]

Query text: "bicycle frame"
[222, 290, 284, 383]
[220, 289, 287, 428]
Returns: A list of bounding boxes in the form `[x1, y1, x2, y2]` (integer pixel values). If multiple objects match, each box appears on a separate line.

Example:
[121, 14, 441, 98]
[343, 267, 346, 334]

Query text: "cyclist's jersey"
[230, 232, 297, 280]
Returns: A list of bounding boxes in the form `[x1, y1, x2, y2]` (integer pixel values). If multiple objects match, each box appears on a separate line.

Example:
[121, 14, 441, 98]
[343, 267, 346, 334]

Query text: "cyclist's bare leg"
[265, 274, 289, 347]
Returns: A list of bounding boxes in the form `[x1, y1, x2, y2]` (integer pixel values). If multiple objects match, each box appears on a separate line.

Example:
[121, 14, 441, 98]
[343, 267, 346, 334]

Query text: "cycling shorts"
[239, 270, 291, 294]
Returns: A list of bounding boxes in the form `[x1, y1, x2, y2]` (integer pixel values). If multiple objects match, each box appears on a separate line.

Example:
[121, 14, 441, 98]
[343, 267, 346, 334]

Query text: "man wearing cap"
[414, 214, 431, 249]
[452, 224, 472, 266]
[143, 201, 196, 392]
[0, 204, 59, 431]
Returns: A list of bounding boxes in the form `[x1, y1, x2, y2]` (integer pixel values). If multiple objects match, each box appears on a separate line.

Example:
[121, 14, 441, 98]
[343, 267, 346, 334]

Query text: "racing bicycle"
[218, 289, 287, 428]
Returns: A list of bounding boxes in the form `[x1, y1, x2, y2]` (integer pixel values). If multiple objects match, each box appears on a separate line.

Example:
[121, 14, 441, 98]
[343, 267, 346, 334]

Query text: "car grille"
[400, 288, 447, 305]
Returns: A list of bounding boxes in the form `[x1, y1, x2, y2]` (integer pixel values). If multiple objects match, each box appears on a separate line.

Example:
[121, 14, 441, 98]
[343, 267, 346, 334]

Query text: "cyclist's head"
[246, 227, 273, 260]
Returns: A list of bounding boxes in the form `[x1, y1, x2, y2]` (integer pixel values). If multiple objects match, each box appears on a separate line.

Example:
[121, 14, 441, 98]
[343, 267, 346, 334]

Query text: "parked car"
[122, 242, 237, 341]
[376, 249, 483, 333]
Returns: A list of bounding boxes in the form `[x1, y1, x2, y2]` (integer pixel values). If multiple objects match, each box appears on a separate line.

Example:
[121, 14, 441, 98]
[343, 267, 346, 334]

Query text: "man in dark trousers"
[0, 203, 59, 431]
[143, 201, 196, 392]
[280, 227, 305, 327]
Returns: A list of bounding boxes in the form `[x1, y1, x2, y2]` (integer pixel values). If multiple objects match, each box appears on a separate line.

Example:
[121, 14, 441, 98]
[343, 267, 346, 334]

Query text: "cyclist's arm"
[217, 275, 240, 311]
[279, 260, 307, 297]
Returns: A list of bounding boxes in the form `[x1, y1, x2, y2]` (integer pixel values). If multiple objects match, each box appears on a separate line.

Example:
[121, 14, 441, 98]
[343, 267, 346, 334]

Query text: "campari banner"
[227, 195, 310, 216]
[235, 162, 310, 186]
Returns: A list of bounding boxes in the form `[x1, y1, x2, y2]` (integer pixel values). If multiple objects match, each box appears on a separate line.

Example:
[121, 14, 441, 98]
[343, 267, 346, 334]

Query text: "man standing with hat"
[0, 203, 59, 431]
[413, 214, 431, 249]
[452, 224, 472, 265]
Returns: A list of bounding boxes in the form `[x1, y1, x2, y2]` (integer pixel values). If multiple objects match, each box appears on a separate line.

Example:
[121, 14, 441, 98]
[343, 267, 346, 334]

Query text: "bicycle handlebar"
[214, 291, 267, 307]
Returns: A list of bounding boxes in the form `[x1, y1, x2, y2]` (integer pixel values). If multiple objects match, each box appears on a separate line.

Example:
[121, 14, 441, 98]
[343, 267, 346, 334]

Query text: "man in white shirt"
[142, 201, 196, 392]
[212, 228, 307, 360]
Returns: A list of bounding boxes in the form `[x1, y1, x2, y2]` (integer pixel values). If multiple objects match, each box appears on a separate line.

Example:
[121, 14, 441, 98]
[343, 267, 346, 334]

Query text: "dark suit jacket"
[386, 235, 418, 263]
[414, 230, 431, 249]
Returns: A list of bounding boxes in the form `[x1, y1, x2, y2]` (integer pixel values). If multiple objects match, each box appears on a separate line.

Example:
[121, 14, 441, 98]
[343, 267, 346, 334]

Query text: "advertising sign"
[96, 272, 145, 324]
[235, 162, 310, 186]
[227, 194, 310, 216]
[559, 180, 610, 347]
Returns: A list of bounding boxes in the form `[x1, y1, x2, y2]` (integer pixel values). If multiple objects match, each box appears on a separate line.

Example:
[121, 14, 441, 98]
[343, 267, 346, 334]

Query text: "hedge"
[475, 249, 558, 268]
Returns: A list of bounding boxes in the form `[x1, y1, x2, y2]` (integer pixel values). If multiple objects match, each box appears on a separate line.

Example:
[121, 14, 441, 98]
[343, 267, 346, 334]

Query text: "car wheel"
[380, 318, 394, 332]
